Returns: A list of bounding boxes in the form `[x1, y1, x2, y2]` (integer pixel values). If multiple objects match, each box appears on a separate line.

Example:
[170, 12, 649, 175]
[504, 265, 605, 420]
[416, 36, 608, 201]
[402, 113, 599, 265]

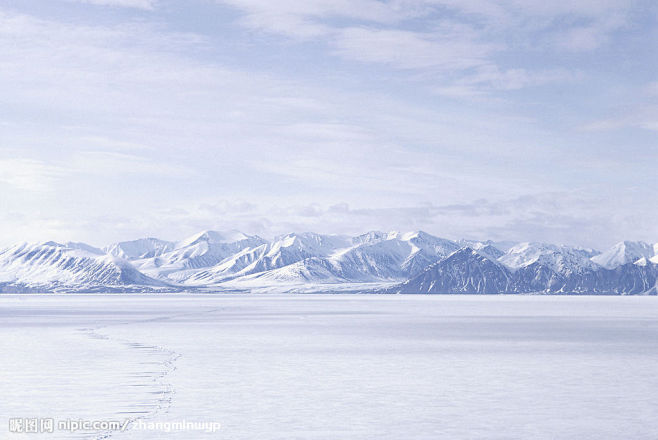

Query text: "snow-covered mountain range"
[1, 230, 657, 294]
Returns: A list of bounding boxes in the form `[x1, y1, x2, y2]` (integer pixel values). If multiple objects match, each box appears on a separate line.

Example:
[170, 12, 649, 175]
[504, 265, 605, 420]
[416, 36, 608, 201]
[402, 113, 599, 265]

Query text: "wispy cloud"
[0, 148, 192, 194]
[212, 0, 639, 97]
[218, 0, 402, 38]
[553, 14, 627, 52]
[433, 66, 580, 97]
[0, 159, 68, 192]
[65, 0, 157, 10]
[331, 26, 496, 71]
[581, 82, 658, 132]
[70, 151, 193, 177]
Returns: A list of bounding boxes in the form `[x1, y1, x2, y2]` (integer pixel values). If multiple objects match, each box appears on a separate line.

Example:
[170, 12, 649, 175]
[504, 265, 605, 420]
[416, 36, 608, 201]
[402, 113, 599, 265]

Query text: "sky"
[0, 0, 656, 249]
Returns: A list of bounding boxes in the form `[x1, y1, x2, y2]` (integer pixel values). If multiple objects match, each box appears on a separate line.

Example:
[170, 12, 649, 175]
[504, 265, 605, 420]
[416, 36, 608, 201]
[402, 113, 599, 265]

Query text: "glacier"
[0, 230, 657, 294]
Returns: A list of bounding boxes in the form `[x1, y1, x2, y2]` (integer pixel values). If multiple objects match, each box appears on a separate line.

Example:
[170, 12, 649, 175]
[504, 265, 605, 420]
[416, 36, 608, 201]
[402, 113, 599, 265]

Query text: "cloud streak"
[66, 0, 157, 9]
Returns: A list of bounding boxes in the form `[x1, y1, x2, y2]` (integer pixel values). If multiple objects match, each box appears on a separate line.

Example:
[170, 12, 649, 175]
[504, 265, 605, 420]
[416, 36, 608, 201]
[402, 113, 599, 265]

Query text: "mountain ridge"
[1, 231, 656, 294]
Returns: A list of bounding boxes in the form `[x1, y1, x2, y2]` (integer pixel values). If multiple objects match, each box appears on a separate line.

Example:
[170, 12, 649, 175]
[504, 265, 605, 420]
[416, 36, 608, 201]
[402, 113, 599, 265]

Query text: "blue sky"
[0, 0, 656, 248]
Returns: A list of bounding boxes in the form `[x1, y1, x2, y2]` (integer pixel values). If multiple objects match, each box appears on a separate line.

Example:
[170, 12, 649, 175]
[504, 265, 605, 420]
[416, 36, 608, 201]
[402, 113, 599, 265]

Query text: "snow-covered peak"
[406, 230, 430, 239]
[330, 231, 459, 281]
[444, 246, 503, 264]
[387, 230, 444, 242]
[402, 231, 460, 256]
[398, 246, 512, 294]
[350, 230, 457, 252]
[65, 242, 105, 255]
[458, 239, 517, 253]
[499, 242, 599, 273]
[269, 232, 351, 258]
[104, 238, 174, 260]
[16, 241, 105, 259]
[177, 230, 255, 249]
[384, 230, 406, 240]
[0, 241, 161, 289]
[473, 243, 504, 260]
[133, 231, 267, 279]
[0, 241, 117, 264]
[499, 242, 545, 268]
[351, 231, 388, 246]
[591, 241, 655, 269]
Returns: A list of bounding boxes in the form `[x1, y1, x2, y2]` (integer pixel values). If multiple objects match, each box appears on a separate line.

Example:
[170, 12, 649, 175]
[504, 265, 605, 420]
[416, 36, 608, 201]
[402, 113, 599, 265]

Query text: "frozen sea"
[2, 294, 658, 439]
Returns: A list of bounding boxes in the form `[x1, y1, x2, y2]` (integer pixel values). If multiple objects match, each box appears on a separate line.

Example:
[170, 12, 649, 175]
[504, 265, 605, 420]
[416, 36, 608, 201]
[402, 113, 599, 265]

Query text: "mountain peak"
[177, 230, 252, 248]
[591, 241, 655, 269]
[104, 238, 175, 260]
[499, 241, 599, 274]
[65, 242, 105, 255]
[399, 246, 512, 294]
[352, 231, 388, 245]
[398, 230, 430, 241]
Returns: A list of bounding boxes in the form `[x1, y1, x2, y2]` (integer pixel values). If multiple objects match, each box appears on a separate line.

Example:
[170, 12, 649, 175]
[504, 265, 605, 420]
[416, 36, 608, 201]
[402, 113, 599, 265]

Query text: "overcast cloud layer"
[0, 0, 656, 248]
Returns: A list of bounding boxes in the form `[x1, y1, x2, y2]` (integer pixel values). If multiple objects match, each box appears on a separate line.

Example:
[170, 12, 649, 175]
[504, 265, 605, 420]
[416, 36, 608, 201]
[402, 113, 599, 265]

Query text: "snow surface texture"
[1, 230, 657, 294]
[3, 294, 658, 439]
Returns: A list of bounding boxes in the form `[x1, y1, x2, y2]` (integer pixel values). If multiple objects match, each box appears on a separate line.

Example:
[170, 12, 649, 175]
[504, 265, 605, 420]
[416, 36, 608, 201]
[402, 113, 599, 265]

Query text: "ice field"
[2, 294, 658, 439]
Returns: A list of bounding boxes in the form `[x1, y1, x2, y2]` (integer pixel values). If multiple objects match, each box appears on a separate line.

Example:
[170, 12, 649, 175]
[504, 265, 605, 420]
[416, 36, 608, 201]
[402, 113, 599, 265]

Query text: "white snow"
[132, 230, 267, 281]
[175, 230, 252, 248]
[104, 238, 175, 260]
[159, 230, 459, 287]
[499, 241, 600, 273]
[3, 294, 658, 439]
[0, 242, 161, 289]
[591, 240, 655, 269]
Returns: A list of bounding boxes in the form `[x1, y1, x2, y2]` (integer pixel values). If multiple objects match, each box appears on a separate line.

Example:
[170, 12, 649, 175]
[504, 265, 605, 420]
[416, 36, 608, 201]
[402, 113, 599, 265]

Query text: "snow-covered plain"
[3, 294, 658, 439]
